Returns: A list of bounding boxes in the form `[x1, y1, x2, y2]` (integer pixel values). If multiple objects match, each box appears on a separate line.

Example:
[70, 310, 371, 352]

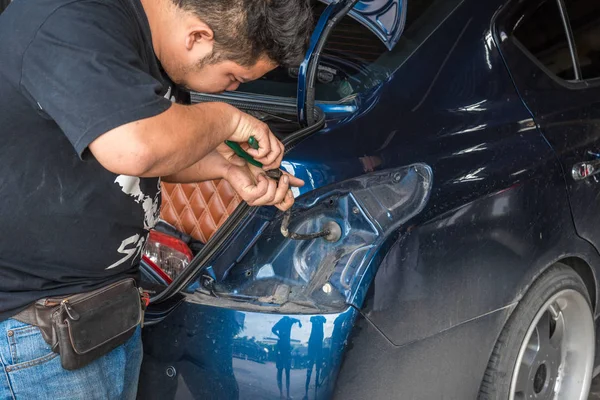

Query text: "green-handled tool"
[224, 136, 283, 181]
[224, 137, 262, 168]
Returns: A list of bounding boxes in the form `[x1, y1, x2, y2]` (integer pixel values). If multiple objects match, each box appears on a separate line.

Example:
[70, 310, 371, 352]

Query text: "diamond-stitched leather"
[160, 180, 241, 243]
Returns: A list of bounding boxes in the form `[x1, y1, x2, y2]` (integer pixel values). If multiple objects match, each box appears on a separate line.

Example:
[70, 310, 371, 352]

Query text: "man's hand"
[223, 161, 304, 211]
[163, 150, 304, 211]
[226, 112, 284, 171]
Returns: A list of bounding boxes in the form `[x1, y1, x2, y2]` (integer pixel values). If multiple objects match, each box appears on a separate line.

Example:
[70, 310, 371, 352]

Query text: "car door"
[495, 0, 600, 252]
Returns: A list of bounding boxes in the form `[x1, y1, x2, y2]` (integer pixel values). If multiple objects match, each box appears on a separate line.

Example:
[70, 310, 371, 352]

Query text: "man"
[272, 316, 302, 399]
[0, 0, 313, 397]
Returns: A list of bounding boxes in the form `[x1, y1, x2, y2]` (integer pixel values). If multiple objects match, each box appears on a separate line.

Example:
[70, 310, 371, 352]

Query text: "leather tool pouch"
[13, 278, 143, 370]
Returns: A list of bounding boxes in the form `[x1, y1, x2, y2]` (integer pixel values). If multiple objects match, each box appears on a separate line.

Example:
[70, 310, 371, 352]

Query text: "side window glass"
[564, 0, 600, 80]
[512, 0, 575, 80]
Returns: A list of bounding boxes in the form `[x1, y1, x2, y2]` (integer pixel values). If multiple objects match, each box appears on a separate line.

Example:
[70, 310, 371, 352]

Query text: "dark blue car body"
[138, 0, 600, 398]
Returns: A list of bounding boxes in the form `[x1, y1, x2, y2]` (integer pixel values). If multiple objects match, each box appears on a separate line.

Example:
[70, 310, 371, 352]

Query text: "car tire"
[479, 263, 595, 400]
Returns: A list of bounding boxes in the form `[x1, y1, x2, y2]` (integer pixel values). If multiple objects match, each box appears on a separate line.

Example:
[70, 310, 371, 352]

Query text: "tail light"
[142, 230, 193, 283]
[204, 164, 433, 311]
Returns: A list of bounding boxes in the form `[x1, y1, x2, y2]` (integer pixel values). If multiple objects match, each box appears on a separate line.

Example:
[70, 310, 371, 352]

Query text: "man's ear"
[184, 23, 214, 51]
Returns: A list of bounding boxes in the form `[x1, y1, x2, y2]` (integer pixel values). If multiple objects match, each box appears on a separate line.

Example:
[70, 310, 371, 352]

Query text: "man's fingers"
[286, 173, 304, 187]
[275, 190, 295, 211]
[249, 162, 304, 188]
[255, 132, 283, 168]
[240, 172, 269, 203]
[245, 124, 272, 159]
[271, 175, 290, 205]
[268, 171, 304, 188]
[245, 126, 283, 168]
[261, 140, 285, 171]
[249, 177, 278, 205]
[226, 160, 300, 209]
[230, 112, 284, 167]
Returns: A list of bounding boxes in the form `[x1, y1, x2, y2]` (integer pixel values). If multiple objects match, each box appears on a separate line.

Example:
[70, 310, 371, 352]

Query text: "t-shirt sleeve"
[20, 0, 172, 157]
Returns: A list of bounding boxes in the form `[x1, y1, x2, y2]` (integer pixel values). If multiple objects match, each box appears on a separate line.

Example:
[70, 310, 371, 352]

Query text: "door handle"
[572, 159, 600, 180]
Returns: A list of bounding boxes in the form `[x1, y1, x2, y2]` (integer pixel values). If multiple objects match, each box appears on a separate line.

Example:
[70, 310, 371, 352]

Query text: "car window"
[564, 0, 600, 80]
[511, 0, 576, 81]
[238, 0, 462, 102]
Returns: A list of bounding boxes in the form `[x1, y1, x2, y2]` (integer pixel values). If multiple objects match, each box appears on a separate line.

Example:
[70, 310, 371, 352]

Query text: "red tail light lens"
[142, 230, 193, 283]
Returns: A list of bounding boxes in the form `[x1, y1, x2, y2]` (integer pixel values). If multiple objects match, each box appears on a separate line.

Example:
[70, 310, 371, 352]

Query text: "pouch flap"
[64, 281, 141, 355]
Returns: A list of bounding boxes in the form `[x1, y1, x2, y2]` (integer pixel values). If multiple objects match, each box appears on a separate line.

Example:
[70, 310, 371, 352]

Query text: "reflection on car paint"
[139, 302, 356, 400]
[141, 0, 600, 398]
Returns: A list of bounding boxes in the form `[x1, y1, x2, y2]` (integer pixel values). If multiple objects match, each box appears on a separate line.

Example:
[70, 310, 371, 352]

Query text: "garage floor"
[590, 376, 600, 399]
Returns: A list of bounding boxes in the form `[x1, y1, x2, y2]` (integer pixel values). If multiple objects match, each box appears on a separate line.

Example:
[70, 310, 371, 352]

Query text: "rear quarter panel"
[289, 0, 599, 328]
[327, 0, 600, 397]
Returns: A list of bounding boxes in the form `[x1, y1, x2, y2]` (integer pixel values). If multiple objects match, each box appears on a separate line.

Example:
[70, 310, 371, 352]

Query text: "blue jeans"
[0, 318, 142, 399]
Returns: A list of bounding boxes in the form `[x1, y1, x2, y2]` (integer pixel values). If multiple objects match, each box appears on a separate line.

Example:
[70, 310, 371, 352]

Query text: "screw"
[7, 330, 13, 337]
[322, 283, 332, 294]
[392, 172, 402, 183]
[352, 207, 360, 214]
[166, 366, 177, 378]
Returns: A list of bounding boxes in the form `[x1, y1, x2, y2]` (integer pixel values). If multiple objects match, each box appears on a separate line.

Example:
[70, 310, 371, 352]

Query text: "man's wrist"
[219, 103, 242, 138]
[202, 151, 232, 181]
[220, 161, 239, 183]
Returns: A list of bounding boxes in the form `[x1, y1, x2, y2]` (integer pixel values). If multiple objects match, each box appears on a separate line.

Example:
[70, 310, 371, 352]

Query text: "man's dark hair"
[171, 0, 314, 67]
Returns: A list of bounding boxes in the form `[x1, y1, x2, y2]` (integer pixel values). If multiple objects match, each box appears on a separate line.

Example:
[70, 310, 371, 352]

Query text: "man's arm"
[89, 102, 284, 178]
[18, 3, 286, 179]
[19, 3, 285, 178]
[161, 149, 232, 183]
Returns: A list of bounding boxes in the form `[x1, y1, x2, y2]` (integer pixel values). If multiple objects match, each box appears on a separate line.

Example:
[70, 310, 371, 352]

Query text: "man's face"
[157, 18, 277, 93]
[168, 56, 277, 93]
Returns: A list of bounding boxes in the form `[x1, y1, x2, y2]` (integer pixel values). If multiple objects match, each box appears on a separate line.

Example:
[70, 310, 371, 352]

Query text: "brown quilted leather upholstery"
[160, 180, 241, 243]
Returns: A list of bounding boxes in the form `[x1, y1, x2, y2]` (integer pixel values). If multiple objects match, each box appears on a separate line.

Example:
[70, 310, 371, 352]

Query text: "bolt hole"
[533, 364, 547, 394]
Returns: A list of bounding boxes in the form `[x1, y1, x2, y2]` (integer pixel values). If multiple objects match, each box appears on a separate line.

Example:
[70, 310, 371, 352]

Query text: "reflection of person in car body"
[272, 316, 302, 399]
[137, 304, 242, 400]
[0, 0, 312, 397]
[304, 315, 326, 400]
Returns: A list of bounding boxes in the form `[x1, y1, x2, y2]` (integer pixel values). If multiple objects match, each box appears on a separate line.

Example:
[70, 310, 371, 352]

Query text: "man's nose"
[226, 82, 240, 92]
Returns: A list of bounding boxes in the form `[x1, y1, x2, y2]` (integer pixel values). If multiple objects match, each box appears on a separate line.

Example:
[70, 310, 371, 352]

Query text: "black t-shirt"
[0, 0, 174, 321]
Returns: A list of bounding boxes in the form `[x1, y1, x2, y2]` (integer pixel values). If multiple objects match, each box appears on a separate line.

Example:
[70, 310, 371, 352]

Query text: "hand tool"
[224, 137, 283, 181]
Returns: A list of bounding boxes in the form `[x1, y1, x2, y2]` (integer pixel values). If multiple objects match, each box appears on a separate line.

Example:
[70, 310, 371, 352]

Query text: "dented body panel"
[139, 0, 600, 398]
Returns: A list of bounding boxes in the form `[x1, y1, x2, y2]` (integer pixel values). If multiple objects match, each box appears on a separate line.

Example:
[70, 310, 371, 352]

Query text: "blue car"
[136, 0, 600, 398]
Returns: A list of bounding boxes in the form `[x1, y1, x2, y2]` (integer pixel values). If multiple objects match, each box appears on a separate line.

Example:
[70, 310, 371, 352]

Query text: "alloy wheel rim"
[509, 289, 595, 400]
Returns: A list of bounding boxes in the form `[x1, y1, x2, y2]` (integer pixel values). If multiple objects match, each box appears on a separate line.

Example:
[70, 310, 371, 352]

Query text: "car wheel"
[479, 263, 595, 400]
